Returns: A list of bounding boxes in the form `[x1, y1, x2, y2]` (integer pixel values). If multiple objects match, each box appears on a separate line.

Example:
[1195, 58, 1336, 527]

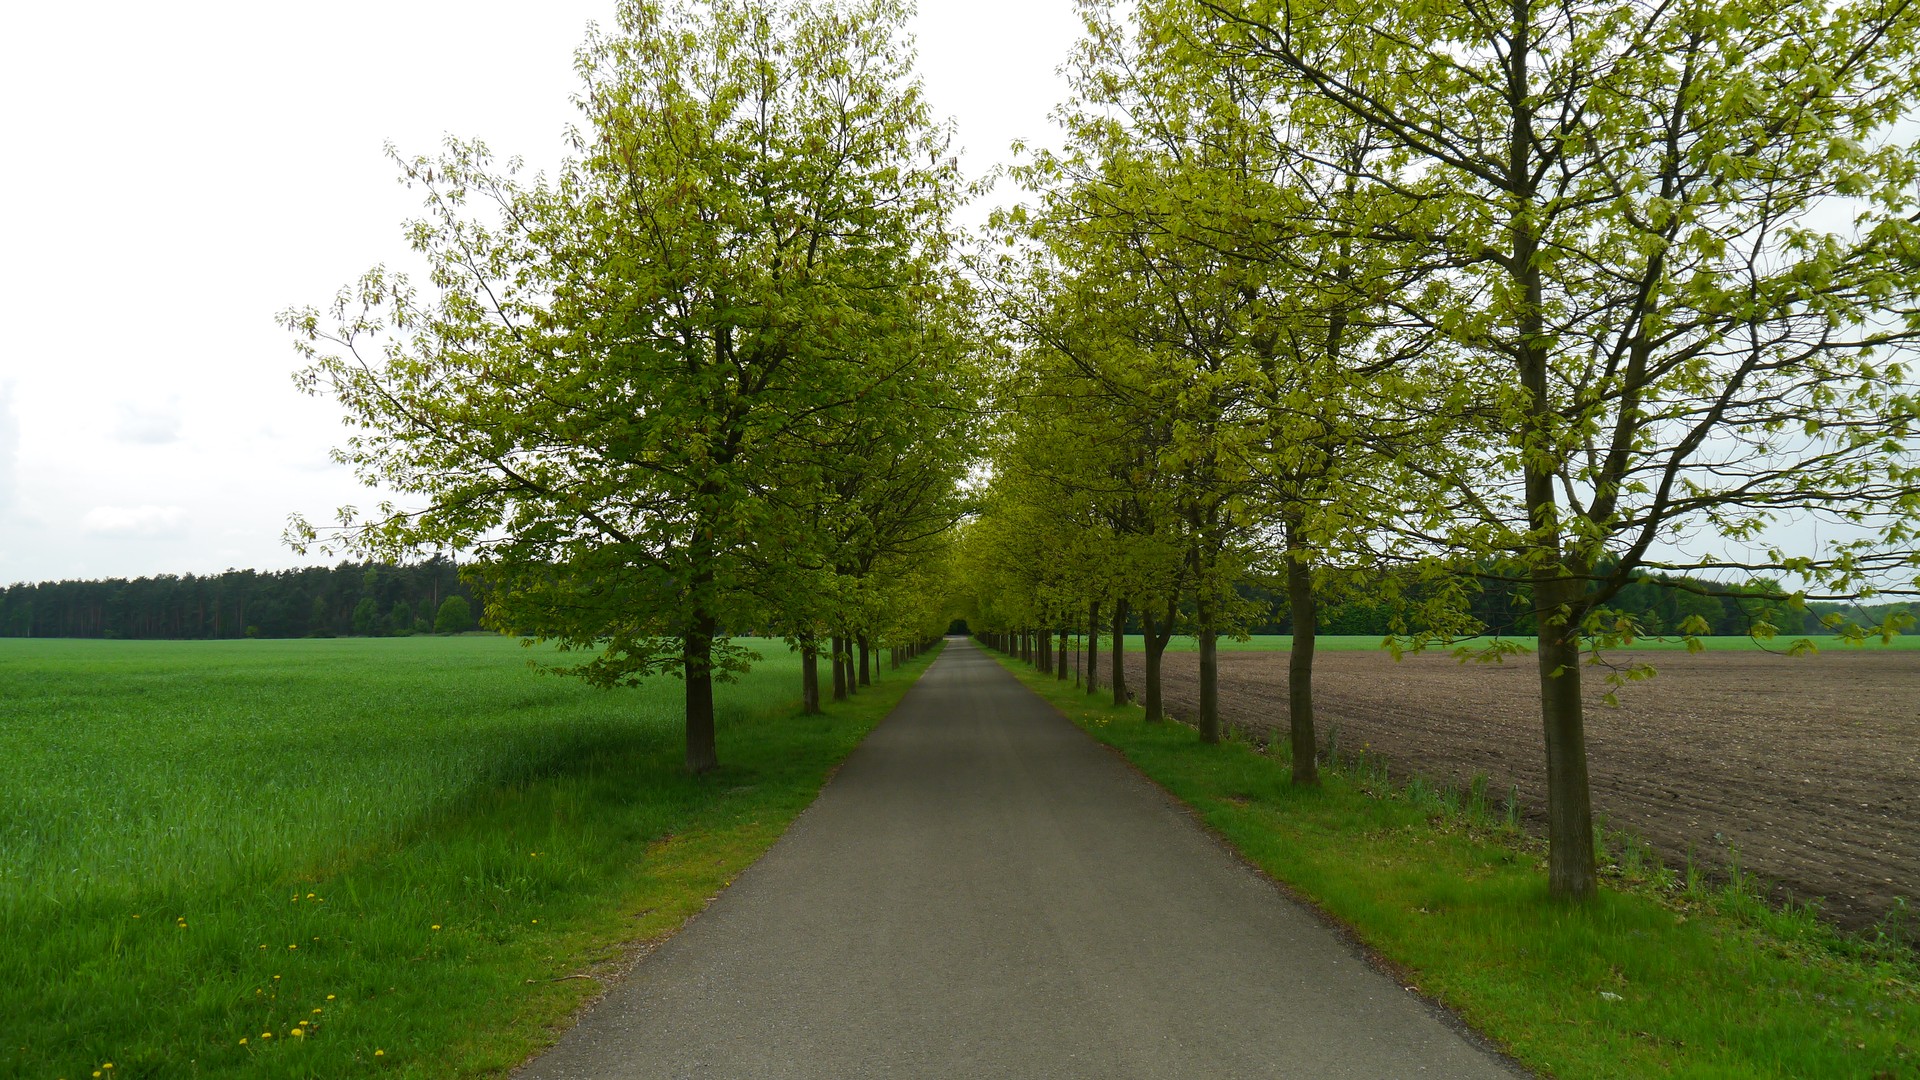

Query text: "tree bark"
[857, 634, 871, 686]
[1111, 597, 1130, 707]
[1057, 627, 1068, 680]
[831, 633, 848, 701]
[1141, 599, 1174, 723]
[1196, 591, 1220, 744]
[1285, 521, 1319, 786]
[1536, 564, 1598, 900]
[1086, 599, 1101, 695]
[801, 634, 821, 715]
[683, 614, 719, 774]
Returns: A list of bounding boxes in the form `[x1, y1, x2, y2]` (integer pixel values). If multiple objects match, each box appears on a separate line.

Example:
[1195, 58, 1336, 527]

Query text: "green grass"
[1121, 633, 1920, 652]
[990, 650, 1919, 1080]
[0, 635, 938, 1080]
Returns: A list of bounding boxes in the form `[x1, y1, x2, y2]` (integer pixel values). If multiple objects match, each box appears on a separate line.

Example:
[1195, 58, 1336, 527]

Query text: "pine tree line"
[0, 557, 479, 640]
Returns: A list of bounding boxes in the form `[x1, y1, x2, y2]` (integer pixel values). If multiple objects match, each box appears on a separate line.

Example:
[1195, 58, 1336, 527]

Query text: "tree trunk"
[683, 613, 719, 774]
[831, 633, 848, 701]
[858, 634, 871, 686]
[1285, 521, 1320, 786]
[1111, 597, 1129, 707]
[1142, 601, 1172, 723]
[801, 635, 821, 715]
[1086, 599, 1101, 695]
[1056, 627, 1068, 680]
[1536, 565, 1598, 900]
[1196, 591, 1220, 744]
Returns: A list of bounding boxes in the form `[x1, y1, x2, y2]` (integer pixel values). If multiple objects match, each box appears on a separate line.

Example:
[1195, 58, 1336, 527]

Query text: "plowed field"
[1122, 647, 1917, 932]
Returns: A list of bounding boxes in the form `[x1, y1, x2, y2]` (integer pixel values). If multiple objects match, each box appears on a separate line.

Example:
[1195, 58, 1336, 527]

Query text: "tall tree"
[1190, 0, 1920, 897]
[282, 0, 965, 773]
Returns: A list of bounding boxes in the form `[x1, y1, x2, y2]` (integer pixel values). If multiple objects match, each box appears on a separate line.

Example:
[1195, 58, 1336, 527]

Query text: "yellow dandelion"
[326, 994, 336, 1001]
[262, 1032, 273, 1040]
[312, 1008, 323, 1015]
[431, 924, 441, 931]
[239, 1038, 248, 1045]
[104, 1064, 114, 1070]
[375, 1049, 385, 1057]
[273, 975, 281, 981]
[290, 1028, 305, 1038]
[289, 944, 298, 950]
[306, 893, 315, 899]
[92, 1072, 100, 1078]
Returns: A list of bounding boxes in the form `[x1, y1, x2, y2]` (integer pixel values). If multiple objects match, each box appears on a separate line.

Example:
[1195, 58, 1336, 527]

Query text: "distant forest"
[2, 558, 1907, 641]
[0, 558, 481, 639]
[1240, 569, 1911, 640]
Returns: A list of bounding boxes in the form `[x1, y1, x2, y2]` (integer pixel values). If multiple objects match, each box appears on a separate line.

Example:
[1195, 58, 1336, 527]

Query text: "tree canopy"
[284, 0, 978, 772]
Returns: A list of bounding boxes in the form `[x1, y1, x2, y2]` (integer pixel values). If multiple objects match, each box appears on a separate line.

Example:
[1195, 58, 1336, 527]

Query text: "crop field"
[1124, 642, 1918, 933]
[1120, 632, 1920, 653]
[0, 635, 896, 1079]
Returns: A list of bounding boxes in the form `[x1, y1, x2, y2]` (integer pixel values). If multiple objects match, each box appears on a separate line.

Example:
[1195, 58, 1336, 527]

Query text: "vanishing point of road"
[516, 637, 1527, 1079]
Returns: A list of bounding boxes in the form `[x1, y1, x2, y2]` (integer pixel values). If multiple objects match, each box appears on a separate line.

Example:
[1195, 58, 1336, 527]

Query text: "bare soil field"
[1121, 647, 1917, 932]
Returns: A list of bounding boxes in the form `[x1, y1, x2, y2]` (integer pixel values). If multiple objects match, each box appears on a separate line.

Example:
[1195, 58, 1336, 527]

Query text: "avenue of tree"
[276, 0, 1920, 903]
[284, 0, 974, 774]
[955, 0, 1920, 901]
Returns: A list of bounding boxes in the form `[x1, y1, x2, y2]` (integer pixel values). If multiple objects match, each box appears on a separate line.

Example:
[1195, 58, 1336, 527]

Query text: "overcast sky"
[0, 0, 1084, 585]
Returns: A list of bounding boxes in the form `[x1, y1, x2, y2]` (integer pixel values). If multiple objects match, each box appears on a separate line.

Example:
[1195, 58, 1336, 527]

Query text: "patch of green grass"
[989, 649, 1919, 1080]
[1121, 633, 1919, 653]
[0, 636, 939, 1079]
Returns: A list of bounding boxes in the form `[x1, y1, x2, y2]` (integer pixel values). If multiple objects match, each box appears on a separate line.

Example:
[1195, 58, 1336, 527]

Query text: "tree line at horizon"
[6, 558, 1906, 643]
[0, 558, 481, 640]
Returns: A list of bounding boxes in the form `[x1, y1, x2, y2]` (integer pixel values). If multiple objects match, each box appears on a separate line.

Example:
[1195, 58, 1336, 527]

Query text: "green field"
[0, 635, 930, 1079]
[1117, 633, 1920, 653]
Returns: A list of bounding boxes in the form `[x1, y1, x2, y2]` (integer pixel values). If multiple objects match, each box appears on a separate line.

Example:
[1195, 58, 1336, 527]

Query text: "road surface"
[516, 637, 1526, 1079]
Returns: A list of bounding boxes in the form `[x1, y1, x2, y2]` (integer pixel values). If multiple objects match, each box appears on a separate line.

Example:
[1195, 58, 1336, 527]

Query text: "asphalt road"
[515, 637, 1527, 1079]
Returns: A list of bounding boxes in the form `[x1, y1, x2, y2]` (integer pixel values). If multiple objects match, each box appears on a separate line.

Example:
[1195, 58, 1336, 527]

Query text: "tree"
[351, 596, 382, 637]
[434, 595, 474, 635]
[1188, 0, 1920, 897]
[283, 0, 965, 773]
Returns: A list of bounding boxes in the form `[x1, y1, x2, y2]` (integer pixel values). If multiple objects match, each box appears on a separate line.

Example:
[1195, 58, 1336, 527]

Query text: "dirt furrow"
[1116, 647, 1917, 932]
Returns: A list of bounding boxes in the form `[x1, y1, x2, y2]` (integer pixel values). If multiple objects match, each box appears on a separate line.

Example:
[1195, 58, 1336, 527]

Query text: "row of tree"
[0, 559, 477, 640]
[953, 0, 1920, 903]
[1102, 574, 1904, 639]
[276, 0, 1919, 909]
[282, 0, 980, 773]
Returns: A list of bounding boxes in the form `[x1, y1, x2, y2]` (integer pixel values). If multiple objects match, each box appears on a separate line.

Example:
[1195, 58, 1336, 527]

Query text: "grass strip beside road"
[3, 637, 940, 1080]
[991, 651, 1918, 1080]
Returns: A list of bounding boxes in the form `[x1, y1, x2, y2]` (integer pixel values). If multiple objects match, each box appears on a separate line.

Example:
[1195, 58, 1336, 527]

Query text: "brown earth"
[1119, 646, 1917, 933]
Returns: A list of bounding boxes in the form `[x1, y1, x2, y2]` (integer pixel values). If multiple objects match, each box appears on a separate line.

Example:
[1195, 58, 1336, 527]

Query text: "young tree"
[433, 595, 474, 635]
[1189, 0, 1920, 897]
[283, 0, 964, 773]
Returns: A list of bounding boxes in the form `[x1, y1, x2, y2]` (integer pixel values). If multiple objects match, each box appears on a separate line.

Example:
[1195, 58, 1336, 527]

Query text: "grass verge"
[3, 636, 940, 1080]
[989, 649, 1917, 1080]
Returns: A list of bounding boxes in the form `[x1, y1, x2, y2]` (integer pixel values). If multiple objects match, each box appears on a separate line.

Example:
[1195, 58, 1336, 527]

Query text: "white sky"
[0, 0, 1084, 585]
